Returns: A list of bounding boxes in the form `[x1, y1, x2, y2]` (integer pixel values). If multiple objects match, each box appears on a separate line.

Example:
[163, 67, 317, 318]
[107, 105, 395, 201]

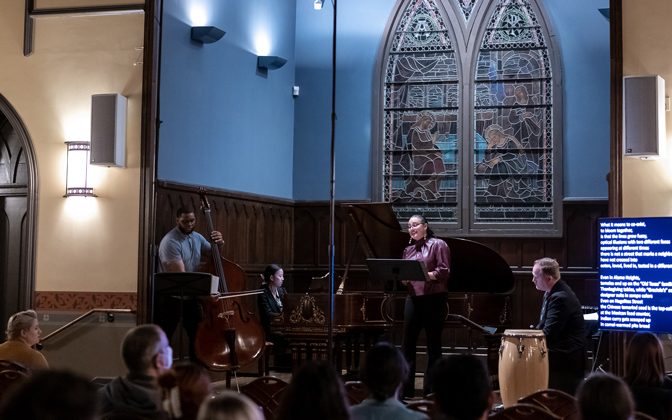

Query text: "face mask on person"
[161, 346, 173, 369]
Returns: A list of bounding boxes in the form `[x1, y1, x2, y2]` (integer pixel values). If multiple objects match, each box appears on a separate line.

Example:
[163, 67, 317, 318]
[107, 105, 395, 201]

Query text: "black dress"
[257, 284, 290, 368]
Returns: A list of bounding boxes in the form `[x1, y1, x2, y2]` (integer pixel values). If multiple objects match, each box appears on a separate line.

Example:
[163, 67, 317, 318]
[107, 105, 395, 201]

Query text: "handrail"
[40, 308, 134, 344]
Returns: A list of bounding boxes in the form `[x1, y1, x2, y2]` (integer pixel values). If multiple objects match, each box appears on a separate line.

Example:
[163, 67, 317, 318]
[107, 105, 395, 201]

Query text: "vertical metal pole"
[327, 0, 337, 365]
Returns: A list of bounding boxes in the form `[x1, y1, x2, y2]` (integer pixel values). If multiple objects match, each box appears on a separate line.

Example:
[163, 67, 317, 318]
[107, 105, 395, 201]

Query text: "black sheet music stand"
[153, 272, 218, 359]
[154, 272, 218, 298]
[365, 258, 429, 292]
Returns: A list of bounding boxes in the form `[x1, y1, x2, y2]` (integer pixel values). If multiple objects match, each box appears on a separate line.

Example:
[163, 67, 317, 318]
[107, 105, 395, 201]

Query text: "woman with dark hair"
[0, 369, 97, 420]
[257, 264, 290, 369]
[258, 264, 286, 334]
[577, 372, 634, 420]
[624, 332, 672, 419]
[401, 214, 450, 398]
[275, 361, 350, 420]
[0, 309, 48, 371]
[158, 362, 212, 420]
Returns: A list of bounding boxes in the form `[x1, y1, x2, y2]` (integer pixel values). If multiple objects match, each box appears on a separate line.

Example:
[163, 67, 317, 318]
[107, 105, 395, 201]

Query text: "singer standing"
[401, 214, 451, 398]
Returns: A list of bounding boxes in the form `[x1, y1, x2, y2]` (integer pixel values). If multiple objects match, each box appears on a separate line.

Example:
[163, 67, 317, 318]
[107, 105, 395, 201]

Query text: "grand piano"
[271, 203, 515, 373]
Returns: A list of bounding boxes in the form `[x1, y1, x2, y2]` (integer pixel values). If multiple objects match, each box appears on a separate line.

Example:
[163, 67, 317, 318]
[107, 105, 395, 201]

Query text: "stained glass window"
[379, 0, 560, 235]
[473, 0, 553, 225]
[383, 0, 460, 224]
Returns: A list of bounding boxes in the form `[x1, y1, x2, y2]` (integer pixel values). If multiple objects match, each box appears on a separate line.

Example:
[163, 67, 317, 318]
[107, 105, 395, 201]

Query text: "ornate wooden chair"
[406, 399, 435, 415]
[518, 388, 579, 420]
[239, 375, 289, 420]
[0, 369, 28, 398]
[0, 360, 29, 374]
[344, 380, 369, 406]
[634, 411, 657, 420]
[488, 403, 562, 420]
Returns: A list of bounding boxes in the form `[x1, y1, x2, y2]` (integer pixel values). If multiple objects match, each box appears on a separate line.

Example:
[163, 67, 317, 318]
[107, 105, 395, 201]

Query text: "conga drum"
[498, 329, 548, 407]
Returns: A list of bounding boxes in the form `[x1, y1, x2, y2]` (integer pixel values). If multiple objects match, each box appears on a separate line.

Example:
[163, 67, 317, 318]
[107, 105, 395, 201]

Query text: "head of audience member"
[0, 369, 98, 420]
[122, 324, 172, 378]
[262, 264, 284, 288]
[197, 391, 264, 420]
[576, 372, 634, 420]
[430, 354, 492, 420]
[532, 257, 561, 292]
[159, 361, 212, 420]
[275, 360, 350, 420]
[624, 331, 667, 388]
[360, 342, 408, 401]
[5, 309, 42, 347]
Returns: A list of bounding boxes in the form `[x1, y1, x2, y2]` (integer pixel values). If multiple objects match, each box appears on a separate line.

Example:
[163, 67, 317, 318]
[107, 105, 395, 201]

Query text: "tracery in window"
[378, 0, 559, 235]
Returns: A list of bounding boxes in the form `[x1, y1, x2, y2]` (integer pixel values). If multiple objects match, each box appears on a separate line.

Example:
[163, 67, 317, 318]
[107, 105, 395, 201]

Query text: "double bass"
[194, 193, 265, 370]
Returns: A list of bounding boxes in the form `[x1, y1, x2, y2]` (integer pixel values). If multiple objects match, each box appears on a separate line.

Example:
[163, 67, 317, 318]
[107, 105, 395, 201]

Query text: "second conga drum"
[498, 329, 548, 407]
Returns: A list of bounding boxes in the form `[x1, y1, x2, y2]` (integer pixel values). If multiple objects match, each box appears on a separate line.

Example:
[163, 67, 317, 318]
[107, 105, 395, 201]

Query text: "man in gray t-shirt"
[156, 207, 224, 361]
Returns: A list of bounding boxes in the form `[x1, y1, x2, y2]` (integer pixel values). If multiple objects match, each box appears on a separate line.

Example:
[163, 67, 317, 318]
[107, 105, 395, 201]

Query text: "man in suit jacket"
[533, 257, 586, 394]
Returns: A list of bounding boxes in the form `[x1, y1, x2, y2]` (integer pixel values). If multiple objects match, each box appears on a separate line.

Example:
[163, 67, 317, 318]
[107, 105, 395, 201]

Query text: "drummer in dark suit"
[532, 257, 586, 394]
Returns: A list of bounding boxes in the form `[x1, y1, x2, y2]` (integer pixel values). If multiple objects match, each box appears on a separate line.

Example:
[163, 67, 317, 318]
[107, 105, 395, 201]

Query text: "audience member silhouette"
[0, 309, 48, 370]
[98, 324, 173, 419]
[624, 332, 672, 420]
[159, 361, 212, 420]
[351, 342, 426, 420]
[275, 360, 350, 420]
[576, 372, 634, 420]
[0, 369, 97, 420]
[430, 354, 493, 420]
[197, 391, 264, 420]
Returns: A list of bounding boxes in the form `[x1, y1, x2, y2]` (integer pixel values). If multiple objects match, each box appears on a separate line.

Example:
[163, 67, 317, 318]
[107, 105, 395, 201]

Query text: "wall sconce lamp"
[191, 26, 225, 44]
[314, 0, 325, 10]
[257, 55, 287, 74]
[64, 141, 96, 197]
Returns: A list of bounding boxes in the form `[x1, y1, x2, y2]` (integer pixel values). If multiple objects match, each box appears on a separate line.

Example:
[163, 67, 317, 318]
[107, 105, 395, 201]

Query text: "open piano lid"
[343, 202, 515, 294]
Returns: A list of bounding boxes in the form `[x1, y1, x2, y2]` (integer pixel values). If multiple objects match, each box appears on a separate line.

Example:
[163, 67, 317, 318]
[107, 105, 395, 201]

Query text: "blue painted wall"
[159, 0, 296, 199]
[158, 0, 610, 201]
[544, 0, 610, 199]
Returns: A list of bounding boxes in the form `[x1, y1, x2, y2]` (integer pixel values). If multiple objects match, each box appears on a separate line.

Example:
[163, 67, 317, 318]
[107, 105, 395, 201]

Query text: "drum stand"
[591, 330, 607, 372]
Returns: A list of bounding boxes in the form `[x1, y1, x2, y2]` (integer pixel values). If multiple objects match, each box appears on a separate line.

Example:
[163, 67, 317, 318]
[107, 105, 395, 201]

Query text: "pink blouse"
[402, 237, 451, 296]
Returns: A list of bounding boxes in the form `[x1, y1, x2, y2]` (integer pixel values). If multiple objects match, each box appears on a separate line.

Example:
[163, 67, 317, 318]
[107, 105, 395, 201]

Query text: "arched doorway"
[0, 94, 37, 325]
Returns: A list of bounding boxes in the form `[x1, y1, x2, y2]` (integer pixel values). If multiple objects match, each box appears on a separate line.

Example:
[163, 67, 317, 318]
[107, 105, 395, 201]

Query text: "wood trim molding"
[35, 292, 137, 311]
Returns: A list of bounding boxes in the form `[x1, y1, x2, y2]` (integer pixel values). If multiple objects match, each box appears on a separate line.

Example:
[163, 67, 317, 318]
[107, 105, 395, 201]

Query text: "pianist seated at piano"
[257, 264, 291, 368]
[401, 214, 451, 398]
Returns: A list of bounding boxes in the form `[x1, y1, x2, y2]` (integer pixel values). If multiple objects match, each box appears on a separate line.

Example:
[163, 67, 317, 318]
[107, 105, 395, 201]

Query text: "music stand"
[153, 272, 218, 360]
[365, 258, 429, 292]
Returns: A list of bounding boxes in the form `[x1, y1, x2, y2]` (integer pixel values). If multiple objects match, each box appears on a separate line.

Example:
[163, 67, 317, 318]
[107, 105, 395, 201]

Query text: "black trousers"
[402, 293, 448, 397]
[548, 348, 585, 395]
[154, 296, 203, 361]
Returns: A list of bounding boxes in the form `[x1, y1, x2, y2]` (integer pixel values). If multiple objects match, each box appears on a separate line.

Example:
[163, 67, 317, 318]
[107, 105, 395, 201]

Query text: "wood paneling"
[154, 182, 606, 331]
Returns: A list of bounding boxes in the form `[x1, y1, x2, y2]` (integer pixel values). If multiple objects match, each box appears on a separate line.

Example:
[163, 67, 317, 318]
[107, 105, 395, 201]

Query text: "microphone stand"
[327, 0, 337, 366]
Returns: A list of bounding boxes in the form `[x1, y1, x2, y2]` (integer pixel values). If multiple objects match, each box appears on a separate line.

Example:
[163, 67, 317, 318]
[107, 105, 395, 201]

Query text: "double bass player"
[157, 206, 224, 361]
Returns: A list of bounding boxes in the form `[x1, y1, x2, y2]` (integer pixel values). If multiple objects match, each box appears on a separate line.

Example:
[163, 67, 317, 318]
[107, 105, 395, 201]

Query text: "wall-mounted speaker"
[90, 93, 127, 167]
[623, 75, 666, 160]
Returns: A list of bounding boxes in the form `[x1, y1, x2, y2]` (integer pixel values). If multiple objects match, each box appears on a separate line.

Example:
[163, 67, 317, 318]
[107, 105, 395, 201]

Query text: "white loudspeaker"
[90, 93, 127, 167]
[623, 75, 666, 160]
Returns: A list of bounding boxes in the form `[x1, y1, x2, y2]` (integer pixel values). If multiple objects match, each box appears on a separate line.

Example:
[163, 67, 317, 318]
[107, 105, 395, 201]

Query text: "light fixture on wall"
[314, 0, 325, 10]
[64, 141, 96, 197]
[257, 55, 287, 73]
[191, 26, 225, 44]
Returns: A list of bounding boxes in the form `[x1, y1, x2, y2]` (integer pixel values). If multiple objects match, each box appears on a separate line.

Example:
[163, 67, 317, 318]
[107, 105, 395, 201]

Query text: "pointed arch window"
[376, 0, 561, 236]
